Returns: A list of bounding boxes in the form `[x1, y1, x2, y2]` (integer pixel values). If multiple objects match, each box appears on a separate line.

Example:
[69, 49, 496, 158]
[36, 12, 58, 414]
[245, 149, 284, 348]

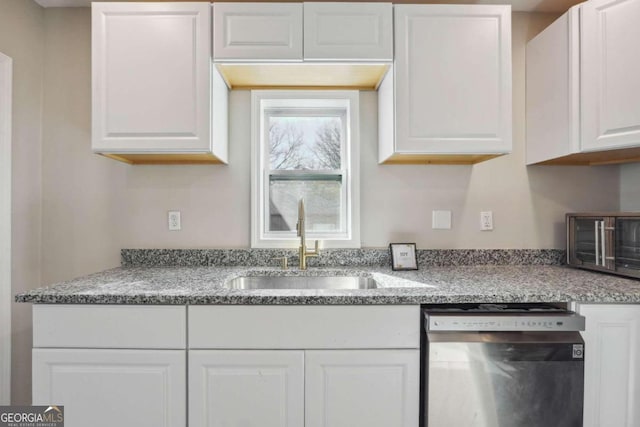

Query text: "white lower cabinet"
[31, 305, 420, 427]
[189, 349, 419, 427]
[189, 350, 305, 427]
[188, 305, 420, 427]
[305, 350, 420, 427]
[32, 305, 188, 427]
[576, 304, 640, 427]
[32, 349, 186, 427]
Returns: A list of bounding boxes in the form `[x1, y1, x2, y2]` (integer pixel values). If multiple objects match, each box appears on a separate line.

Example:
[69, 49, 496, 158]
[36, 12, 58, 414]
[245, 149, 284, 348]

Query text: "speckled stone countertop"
[15, 264, 640, 305]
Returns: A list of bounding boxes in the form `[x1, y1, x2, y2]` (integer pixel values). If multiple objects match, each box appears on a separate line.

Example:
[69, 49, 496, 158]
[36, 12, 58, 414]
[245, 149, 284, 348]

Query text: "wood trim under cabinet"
[100, 153, 226, 165]
[216, 63, 390, 90]
[380, 153, 505, 165]
[531, 146, 640, 166]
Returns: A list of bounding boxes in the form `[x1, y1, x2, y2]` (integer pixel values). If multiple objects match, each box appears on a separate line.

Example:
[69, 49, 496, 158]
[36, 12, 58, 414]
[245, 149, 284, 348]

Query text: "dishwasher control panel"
[426, 313, 586, 332]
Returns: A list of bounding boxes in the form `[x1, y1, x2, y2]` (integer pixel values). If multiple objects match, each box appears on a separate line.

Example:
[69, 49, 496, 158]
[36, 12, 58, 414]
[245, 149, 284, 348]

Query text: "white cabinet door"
[577, 304, 640, 427]
[303, 2, 392, 61]
[525, 7, 580, 165]
[189, 350, 304, 427]
[305, 350, 420, 427]
[392, 5, 511, 156]
[32, 349, 186, 427]
[581, 0, 640, 152]
[213, 3, 303, 61]
[92, 3, 212, 154]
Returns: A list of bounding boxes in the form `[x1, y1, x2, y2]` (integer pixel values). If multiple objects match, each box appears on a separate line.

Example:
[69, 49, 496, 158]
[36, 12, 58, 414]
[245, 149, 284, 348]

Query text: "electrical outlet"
[168, 211, 181, 231]
[480, 211, 493, 231]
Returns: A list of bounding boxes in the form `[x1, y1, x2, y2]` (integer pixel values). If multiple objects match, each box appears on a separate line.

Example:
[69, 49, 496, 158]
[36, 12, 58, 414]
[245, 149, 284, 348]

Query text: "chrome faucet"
[296, 199, 319, 270]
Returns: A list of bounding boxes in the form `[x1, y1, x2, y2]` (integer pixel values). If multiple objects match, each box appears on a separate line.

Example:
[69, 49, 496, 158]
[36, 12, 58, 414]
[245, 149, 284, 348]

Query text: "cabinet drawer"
[33, 305, 187, 349]
[188, 305, 420, 349]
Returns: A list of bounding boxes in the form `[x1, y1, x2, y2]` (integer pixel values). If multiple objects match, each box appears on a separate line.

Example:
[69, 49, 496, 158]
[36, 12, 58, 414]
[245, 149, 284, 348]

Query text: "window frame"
[251, 90, 360, 249]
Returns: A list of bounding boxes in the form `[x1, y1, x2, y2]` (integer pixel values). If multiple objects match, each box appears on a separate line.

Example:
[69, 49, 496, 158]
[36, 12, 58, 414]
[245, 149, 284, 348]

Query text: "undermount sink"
[224, 275, 378, 290]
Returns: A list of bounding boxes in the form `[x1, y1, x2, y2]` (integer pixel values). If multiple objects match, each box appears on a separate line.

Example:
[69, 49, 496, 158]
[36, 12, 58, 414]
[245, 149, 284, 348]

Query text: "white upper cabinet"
[213, 3, 303, 61]
[92, 2, 228, 165]
[379, 5, 512, 164]
[303, 3, 393, 61]
[581, 0, 640, 152]
[526, 7, 580, 165]
[526, 0, 640, 165]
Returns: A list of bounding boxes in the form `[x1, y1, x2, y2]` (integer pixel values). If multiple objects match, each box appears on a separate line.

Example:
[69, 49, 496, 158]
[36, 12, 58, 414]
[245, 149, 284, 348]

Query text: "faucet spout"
[297, 198, 319, 270]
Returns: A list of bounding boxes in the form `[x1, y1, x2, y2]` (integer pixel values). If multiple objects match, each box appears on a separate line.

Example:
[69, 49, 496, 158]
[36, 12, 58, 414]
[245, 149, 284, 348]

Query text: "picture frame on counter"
[389, 243, 418, 271]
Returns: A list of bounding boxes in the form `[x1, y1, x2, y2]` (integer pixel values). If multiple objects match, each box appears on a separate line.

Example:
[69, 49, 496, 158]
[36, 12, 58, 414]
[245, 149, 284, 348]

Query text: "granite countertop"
[15, 264, 640, 305]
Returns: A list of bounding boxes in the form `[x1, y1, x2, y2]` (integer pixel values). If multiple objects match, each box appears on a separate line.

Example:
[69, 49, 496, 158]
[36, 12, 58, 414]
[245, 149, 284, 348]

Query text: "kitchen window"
[251, 90, 360, 248]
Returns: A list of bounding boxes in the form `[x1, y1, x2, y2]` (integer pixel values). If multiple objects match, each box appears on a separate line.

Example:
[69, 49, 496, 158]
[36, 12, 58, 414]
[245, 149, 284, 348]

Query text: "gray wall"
[3, 5, 628, 404]
[621, 164, 640, 210]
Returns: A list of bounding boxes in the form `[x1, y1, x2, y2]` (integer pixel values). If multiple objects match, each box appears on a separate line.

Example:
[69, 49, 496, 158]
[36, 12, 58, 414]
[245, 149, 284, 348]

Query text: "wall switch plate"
[432, 210, 452, 229]
[480, 211, 493, 231]
[168, 211, 181, 231]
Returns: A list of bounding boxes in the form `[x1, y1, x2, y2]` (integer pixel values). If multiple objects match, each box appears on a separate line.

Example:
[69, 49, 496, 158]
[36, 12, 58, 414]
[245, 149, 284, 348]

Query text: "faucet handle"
[279, 257, 288, 270]
[308, 240, 320, 256]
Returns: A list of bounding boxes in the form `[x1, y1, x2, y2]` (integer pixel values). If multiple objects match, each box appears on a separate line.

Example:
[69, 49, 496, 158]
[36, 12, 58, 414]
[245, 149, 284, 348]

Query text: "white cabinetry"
[305, 350, 419, 427]
[92, 2, 228, 165]
[303, 3, 393, 61]
[33, 349, 185, 427]
[213, 3, 391, 61]
[526, 7, 580, 165]
[379, 5, 512, 164]
[212, 3, 391, 90]
[188, 305, 420, 427]
[31, 305, 187, 427]
[581, 0, 640, 152]
[526, 0, 640, 165]
[213, 3, 303, 61]
[576, 304, 640, 427]
[189, 350, 304, 427]
[31, 304, 419, 427]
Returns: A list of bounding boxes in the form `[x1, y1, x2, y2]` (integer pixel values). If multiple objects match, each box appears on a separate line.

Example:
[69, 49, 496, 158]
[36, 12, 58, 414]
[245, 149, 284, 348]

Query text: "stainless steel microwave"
[567, 212, 640, 279]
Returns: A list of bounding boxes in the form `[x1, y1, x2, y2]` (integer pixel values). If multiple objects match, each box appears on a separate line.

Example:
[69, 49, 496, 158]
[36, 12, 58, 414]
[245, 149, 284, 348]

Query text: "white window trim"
[251, 90, 360, 249]
[0, 52, 12, 405]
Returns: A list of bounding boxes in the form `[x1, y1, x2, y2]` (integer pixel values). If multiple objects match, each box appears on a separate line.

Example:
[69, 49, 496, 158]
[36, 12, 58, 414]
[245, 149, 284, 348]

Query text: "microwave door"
[568, 216, 615, 272]
[569, 217, 604, 268]
[615, 217, 640, 275]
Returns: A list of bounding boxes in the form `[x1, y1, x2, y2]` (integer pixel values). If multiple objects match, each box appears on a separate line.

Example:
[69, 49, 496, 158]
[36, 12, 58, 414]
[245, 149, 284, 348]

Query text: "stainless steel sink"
[224, 275, 378, 290]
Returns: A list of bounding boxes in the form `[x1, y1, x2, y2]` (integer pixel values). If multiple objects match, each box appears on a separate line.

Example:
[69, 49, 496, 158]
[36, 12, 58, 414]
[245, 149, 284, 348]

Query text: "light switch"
[432, 210, 452, 229]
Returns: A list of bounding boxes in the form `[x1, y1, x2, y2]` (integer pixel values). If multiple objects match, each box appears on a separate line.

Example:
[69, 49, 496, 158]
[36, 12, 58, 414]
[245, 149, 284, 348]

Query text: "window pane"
[268, 116, 342, 170]
[269, 178, 343, 233]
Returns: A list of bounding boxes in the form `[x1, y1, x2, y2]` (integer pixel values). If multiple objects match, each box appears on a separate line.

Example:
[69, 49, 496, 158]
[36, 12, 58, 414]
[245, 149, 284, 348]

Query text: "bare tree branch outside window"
[312, 119, 342, 170]
[269, 117, 342, 171]
[269, 121, 305, 170]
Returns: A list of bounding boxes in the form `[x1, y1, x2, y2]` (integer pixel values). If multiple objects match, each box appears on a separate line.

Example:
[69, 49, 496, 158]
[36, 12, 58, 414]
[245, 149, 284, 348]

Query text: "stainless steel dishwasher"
[421, 304, 585, 427]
